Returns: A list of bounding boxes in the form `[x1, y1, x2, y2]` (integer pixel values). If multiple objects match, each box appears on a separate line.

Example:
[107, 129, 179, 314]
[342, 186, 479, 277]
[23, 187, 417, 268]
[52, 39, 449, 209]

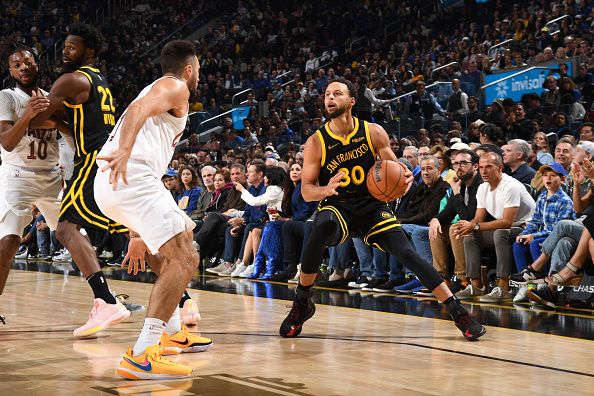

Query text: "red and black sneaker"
[279, 288, 316, 338]
[446, 297, 486, 341]
[454, 313, 487, 341]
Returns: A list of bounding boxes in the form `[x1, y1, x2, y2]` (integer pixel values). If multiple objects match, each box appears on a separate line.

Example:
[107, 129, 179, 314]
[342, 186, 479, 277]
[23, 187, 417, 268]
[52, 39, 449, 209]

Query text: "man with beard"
[29, 24, 132, 337]
[94, 40, 212, 380]
[0, 43, 70, 307]
[428, 149, 483, 290]
[279, 78, 486, 341]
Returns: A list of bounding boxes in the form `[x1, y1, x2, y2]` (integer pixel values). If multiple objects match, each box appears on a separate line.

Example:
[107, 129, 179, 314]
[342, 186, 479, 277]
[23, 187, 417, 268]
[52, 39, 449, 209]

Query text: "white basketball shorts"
[94, 162, 195, 254]
[0, 165, 61, 239]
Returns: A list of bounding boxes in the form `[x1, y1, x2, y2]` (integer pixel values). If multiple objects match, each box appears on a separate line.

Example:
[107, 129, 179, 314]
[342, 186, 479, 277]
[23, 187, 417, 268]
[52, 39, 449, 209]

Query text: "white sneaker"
[287, 264, 301, 284]
[513, 286, 529, 303]
[217, 262, 236, 276]
[15, 246, 28, 259]
[230, 262, 247, 277]
[479, 287, 513, 303]
[206, 259, 226, 274]
[239, 264, 255, 278]
[454, 284, 486, 300]
[99, 251, 113, 259]
[52, 249, 71, 262]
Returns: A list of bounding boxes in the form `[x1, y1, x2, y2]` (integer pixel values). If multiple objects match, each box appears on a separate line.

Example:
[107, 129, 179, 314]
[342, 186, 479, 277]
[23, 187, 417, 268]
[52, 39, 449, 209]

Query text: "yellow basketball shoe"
[160, 325, 213, 354]
[116, 345, 192, 380]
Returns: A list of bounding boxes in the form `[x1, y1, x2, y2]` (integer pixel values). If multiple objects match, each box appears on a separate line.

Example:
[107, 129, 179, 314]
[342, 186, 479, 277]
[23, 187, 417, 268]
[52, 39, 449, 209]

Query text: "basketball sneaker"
[160, 325, 213, 354]
[444, 297, 486, 341]
[279, 287, 316, 338]
[116, 345, 192, 380]
[180, 299, 201, 326]
[73, 298, 130, 338]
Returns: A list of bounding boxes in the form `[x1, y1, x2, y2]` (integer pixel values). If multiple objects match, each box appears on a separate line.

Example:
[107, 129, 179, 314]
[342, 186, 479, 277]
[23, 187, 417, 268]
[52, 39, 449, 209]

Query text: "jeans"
[223, 223, 261, 263]
[512, 237, 546, 272]
[539, 220, 584, 274]
[353, 237, 389, 279]
[328, 239, 352, 271]
[401, 224, 433, 264]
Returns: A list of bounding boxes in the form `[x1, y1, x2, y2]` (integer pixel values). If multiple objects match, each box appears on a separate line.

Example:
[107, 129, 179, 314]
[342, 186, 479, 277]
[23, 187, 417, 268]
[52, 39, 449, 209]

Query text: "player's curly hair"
[1, 41, 37, 70]
[68, 23, 105, 55]
[1, 42, 39, 88]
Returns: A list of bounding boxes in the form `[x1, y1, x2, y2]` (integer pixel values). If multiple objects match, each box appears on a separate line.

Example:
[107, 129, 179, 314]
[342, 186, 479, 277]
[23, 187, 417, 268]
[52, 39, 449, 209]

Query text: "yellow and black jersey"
[317, 117, 376, 200]
[63, 66, 115, 157]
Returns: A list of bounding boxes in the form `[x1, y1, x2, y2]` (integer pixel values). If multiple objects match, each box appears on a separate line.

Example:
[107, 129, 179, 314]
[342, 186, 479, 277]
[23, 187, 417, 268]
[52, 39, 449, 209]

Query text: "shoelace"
[88, 300, 101, 320]
[147, 349, 183, 366]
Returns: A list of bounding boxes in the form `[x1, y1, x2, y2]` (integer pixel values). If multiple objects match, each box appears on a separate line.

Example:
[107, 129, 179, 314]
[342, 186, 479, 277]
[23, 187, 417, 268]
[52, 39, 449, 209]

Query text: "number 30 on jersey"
[336, 165, 365, 187]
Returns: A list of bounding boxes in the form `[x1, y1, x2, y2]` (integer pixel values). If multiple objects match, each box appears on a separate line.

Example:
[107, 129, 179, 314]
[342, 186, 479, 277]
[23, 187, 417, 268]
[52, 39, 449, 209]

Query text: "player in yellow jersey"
[279, 78, 486, 341]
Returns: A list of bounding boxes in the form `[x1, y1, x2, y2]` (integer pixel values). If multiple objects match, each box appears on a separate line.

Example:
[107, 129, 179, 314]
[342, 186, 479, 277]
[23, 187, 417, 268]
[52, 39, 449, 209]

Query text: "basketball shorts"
[318, 197, 401, 249]
[94, 161, 195, 254]
[0, 164, 61, 239]
[59, 151, 127, 233]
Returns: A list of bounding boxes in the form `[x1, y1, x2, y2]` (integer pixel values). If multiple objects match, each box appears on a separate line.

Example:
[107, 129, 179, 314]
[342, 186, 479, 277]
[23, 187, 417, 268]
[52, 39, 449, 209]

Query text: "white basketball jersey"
[0, 87, 59, 170]
[99, 77, 188, 177]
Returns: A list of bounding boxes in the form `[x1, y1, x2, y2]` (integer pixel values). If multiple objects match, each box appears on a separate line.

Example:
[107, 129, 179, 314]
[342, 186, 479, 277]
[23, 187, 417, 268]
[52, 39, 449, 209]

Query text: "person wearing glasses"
[428, 149, 483, 292]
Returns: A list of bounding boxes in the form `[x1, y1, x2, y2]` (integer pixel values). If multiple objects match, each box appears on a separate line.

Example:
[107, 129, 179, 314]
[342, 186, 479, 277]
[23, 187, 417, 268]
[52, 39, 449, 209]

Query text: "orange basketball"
[366, 160, 408, 202]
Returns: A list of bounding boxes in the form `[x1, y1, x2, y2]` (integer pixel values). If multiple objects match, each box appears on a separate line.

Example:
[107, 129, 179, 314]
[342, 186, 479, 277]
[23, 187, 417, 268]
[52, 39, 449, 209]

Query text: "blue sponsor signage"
[483, 62, 572, 104]
[232, 106, 252, 130]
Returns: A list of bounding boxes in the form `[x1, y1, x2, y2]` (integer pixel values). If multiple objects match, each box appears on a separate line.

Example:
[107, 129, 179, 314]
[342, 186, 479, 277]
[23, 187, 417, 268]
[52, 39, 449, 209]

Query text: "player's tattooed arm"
[369, 123, 413, 186]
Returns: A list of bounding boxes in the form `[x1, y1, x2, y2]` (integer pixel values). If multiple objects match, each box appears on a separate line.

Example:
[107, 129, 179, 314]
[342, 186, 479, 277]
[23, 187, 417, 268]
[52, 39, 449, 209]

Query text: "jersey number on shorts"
[336, 165, 365, 187]
[27, 140, 48, 160]
[97, 86, 116, 126]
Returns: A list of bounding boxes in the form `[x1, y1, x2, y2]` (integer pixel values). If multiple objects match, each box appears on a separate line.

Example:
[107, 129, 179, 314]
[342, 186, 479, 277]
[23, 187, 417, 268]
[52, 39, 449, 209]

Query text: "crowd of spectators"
[4, 0, 594, 309]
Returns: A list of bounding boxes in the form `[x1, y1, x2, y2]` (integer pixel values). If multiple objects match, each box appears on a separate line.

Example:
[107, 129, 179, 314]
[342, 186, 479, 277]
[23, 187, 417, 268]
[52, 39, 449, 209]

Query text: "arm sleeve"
[503, 181, 522, 208]
[476, 184, 487, 209]
[240, 186, 283, 207]
[0, 91, 16, 122]
[522, 198, 543, 236]
[364, 88, 390, 106]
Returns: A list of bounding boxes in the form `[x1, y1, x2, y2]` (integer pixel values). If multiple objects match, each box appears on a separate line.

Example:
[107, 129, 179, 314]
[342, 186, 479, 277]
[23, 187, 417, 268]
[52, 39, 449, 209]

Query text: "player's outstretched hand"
[24, 90, 50, 121]
[97, 148, 131, 190]
[324, 171, 345, 197]
[122, 237, 148, 275]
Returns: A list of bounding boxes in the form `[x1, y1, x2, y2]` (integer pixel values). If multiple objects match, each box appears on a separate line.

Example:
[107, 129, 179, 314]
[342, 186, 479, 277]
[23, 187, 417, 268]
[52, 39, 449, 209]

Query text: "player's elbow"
[0, 138, 16, 152]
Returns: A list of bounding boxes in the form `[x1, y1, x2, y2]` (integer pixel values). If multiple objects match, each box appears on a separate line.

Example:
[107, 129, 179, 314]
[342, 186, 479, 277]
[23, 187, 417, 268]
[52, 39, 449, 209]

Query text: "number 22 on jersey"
[97, 86, 116, 126]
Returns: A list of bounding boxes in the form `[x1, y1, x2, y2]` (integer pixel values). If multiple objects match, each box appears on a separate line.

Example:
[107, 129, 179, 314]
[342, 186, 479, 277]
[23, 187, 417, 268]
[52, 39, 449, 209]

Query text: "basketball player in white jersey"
[0, 43, 70, 301]
[95, 40, 211, 380]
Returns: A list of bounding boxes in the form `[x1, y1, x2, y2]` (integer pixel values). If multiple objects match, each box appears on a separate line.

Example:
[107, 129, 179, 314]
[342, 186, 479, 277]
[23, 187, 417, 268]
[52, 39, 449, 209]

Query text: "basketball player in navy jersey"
[280, 78, 486, 341]
[29, 24, 200, 337]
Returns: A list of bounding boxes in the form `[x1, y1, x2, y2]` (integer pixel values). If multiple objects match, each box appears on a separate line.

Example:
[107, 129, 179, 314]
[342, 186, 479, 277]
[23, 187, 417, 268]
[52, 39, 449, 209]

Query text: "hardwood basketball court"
[1, 267, 594, 395]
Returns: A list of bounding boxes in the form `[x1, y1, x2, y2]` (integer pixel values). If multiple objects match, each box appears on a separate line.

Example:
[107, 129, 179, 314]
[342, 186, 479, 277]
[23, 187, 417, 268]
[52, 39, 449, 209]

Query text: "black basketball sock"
[179, 291, 191, 308]
[87, 271, 117, 304]
[444, 296, 467, 321]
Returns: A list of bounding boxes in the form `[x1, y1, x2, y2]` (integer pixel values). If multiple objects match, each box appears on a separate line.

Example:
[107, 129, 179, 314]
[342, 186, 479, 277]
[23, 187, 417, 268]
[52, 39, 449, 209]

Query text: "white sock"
[165, 307, 182, 335]
[132, 318, 166, 356]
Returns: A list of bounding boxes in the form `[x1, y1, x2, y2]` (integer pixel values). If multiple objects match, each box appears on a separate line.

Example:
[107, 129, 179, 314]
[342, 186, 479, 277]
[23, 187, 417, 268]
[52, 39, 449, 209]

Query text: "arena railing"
[545, 15, 572, 36]
[430, 62, 460, 80]
[487, 39, 515, 61]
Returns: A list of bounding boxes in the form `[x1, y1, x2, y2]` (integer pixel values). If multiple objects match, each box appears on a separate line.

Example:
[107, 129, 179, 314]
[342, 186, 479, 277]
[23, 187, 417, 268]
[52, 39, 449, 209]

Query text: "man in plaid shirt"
[512, 162, 576, 272]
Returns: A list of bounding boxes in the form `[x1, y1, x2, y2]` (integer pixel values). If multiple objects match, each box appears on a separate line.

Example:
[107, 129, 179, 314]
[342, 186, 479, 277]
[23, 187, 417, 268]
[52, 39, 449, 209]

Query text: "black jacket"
[436, 173, 483, 224]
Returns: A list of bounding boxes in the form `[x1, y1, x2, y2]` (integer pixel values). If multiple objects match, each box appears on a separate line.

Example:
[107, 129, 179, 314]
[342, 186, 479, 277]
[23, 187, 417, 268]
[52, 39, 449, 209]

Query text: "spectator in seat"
[454, 152, 535, 303]
[446, 79, 468, 118]
[512, 163, 575, 277]
[392, 155, 450, 294]
[176, 166, 202, 216]
[532, 132, 555, 166]
[429, 149, 482, 289]
[269, 162, 317, 280]
[206, 169, 234, 213]
[503, 139, 536, 184]
[189, 165, 216, 233]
